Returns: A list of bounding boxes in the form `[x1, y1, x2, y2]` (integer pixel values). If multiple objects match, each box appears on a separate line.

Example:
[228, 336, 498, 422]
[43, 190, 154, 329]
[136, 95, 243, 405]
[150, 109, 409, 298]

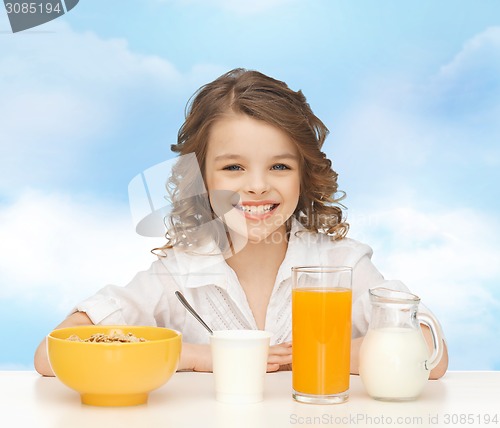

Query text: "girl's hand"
[179, 343, 213, 372]
[267, 342, 292, 372]
[34, 311, 94, 376]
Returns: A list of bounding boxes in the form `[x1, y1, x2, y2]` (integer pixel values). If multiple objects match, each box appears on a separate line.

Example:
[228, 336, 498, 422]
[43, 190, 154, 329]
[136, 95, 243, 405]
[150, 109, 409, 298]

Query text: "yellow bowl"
[47, 325, 182, 406]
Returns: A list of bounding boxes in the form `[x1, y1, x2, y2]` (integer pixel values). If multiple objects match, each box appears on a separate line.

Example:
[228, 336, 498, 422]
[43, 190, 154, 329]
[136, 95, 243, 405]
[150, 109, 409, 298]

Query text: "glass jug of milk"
[359, 287, 444, 401]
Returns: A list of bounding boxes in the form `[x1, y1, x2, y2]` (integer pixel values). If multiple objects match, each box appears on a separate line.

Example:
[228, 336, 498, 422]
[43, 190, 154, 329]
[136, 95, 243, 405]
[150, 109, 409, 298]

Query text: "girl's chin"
[226, 224, 288, 246]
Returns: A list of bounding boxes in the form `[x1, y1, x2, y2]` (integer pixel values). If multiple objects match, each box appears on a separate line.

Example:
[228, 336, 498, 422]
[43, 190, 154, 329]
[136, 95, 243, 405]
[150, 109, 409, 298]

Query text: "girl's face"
[204, 114, 300, 245]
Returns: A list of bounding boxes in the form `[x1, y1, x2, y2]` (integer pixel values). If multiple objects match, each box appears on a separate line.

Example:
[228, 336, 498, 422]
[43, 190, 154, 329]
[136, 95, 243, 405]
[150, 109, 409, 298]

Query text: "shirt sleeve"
[323, 238, 411, 338]
[350, 254, 411, 338]
[73, 259, 177, 327]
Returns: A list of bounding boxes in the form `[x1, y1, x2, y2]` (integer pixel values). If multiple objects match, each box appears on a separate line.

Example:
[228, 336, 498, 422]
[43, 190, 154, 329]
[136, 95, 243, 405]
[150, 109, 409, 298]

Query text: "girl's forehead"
[207, 114, 298, 154]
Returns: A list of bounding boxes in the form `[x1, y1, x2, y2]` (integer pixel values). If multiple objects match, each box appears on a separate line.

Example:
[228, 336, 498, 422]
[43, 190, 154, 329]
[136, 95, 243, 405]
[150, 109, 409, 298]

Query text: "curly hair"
[156, 68, 348, 253]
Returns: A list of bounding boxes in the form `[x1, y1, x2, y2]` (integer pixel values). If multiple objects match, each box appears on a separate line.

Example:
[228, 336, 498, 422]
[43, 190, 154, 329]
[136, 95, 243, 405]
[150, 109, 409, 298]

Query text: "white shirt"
[75, 219, 411, 345]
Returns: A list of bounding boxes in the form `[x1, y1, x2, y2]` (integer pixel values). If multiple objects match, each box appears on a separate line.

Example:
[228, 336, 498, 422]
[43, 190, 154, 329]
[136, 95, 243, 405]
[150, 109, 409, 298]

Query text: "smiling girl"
[34, 68, 448, 377]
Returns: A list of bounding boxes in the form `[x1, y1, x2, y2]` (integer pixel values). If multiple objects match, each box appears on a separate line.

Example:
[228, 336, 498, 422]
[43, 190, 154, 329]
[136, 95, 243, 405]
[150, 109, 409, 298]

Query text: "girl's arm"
[35, 314, 294, 375]
[34, 311, 94, 376]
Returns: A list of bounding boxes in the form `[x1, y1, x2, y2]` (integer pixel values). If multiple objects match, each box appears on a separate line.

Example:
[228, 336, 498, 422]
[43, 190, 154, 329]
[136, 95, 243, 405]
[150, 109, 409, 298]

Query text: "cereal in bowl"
[67, 332, 147, 343]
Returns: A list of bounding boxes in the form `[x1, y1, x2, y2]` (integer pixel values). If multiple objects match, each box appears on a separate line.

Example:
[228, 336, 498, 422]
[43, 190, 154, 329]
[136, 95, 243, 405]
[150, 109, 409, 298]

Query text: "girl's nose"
[244, 172, 270, 195]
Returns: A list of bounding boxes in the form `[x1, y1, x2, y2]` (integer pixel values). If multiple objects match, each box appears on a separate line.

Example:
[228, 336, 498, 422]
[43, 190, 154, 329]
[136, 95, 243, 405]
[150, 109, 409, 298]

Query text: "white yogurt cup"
[210, 330, 272, 404]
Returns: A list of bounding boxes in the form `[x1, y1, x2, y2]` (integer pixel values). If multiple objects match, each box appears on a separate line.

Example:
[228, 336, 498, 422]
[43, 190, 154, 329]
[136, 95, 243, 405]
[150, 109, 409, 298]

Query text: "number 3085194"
[4, 3, 63, 14]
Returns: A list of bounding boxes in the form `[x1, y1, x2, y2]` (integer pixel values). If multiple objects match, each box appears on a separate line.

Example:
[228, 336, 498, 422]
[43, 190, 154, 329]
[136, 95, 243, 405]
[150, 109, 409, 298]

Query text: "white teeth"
[236, 204, 276, 214]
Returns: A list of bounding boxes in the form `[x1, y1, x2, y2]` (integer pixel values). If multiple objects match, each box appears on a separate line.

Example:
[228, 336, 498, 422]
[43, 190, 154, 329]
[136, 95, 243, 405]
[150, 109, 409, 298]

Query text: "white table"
[0, 371, 498, 428]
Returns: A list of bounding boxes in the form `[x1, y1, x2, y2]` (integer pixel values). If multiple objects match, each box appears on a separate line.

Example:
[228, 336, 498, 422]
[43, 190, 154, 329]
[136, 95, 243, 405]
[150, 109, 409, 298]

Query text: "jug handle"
[418, 312, 444, 371]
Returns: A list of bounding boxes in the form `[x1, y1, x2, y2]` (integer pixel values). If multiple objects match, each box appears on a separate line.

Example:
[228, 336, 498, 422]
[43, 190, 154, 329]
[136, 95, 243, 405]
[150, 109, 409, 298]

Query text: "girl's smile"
[233, 201, 279, 220]
[204, 114, 300, 244]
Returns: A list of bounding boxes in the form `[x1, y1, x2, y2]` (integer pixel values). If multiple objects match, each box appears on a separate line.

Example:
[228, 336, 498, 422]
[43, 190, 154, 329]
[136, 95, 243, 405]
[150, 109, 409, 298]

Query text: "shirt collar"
[275, 217, 321, 285]
[165, 217, 321, 289]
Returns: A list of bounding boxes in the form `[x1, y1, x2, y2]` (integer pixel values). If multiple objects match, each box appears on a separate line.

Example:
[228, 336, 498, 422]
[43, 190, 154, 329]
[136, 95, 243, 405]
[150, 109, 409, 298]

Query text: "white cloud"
[437, 26, 500, 85]
[350, 205, 500, 288]
[330, 26, 500, 207]
[0, 17, 230, 366]
[427, 26, 500, 126]
[330, 27, 500, 369]
[348, 204, 500, 369]
[0, 190, 162, 312]
[0, 19, 226, 195]
[412, 25, 499, 96]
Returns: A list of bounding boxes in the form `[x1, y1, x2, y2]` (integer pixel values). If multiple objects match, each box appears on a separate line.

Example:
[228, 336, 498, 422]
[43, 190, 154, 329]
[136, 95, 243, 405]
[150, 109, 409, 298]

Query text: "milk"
[359, 327, 430, 400]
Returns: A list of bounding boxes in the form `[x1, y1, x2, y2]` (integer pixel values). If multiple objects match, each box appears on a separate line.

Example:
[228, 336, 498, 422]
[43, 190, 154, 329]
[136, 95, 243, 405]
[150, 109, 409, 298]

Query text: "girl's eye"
[223, 165, 242, 171]
[271, 164, 290, 171]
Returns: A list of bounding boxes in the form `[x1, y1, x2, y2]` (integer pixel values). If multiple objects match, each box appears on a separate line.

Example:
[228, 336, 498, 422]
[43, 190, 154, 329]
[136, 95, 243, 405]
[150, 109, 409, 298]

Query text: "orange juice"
[292, 287, 352, 395]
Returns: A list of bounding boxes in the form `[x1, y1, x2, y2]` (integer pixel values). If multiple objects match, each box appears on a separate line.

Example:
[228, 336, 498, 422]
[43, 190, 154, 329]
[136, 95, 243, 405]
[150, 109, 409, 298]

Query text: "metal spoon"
[175, 291, 213, 335]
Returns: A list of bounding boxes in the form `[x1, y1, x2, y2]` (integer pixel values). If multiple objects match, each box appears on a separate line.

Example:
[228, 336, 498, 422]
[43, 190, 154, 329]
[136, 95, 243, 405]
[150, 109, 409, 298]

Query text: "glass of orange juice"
[292, 266, 352, 404]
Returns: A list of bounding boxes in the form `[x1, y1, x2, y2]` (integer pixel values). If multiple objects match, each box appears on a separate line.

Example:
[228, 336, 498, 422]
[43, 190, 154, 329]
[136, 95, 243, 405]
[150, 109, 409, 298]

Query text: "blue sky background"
[1, 0, 499, 370]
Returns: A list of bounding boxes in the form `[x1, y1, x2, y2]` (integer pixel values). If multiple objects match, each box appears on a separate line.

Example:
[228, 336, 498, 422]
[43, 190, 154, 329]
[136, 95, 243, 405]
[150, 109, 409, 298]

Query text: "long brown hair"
[156, 68, 348, 253]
